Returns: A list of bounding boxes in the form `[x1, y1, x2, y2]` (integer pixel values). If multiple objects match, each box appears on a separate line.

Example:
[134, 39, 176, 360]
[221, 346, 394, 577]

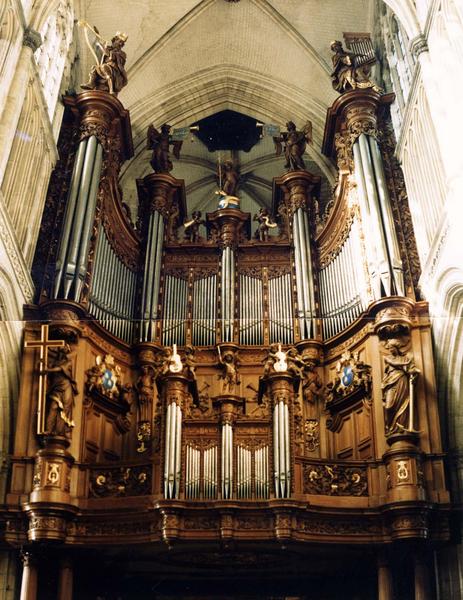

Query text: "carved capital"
[23, 28, 42, 52]
[410, 34, 429, 58]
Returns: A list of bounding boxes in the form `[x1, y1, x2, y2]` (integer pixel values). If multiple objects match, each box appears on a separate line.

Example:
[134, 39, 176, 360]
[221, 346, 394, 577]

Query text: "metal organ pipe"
[164, 401, 182, 499]
[368, 135, 404, 295]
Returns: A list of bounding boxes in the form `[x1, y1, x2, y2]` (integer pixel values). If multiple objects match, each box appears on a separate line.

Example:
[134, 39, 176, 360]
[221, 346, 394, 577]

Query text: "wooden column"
[415, 552, 432, 600]
[377, 554, 394, 600]
[57, 557, 73, 600]
[19, 552, 37, 600]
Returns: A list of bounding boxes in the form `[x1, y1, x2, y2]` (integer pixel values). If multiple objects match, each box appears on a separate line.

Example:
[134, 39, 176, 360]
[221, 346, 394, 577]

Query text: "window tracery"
[34, 0, 73, 119]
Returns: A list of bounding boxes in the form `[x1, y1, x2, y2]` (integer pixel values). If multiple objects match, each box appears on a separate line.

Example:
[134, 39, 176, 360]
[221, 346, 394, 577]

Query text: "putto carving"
[184, 211, 205, 243]
[330, 40, 381, 94]
[147, 124, 182, 174]
[273, 121, 312, 171]
[217, 345, 240, 394]
[303, 463, 368, 496]
[253, 208, 277, 241]
[79, 22, 128, 95]
[218, 159, 240, 197]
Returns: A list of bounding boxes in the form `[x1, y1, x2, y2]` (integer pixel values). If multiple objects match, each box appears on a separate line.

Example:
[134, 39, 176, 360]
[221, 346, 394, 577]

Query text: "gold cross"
[24, 324, 65, 435]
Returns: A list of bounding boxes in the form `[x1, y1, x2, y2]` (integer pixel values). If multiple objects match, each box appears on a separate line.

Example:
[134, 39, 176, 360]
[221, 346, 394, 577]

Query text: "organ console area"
[4, 87, 450, 599]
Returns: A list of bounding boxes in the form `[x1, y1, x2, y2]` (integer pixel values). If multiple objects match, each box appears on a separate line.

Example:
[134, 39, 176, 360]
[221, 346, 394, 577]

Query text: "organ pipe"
[88, 225, 137, 343]
[221, 422, 233, 499]
[221, 247, 235, 342]
[293, 208, 317, 339]
[54, 136, 104, 301]
[273, 399, 291, 498]
[140, 210, 165, 342]
[319, 218, 368, 339]
[354, 133, 404, 297]
[164, 401, 182, 499]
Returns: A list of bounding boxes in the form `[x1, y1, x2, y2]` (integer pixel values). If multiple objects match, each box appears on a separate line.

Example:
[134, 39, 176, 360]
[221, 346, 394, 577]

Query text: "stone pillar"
[19, 551, 38, 600]
[0, 29, 42, 187]
[273, 171, 320, 340]
[57, 557, 73, 600]
[53, 91, 132, 302]
[377, 554, 394, 600]
[137, 173, 185, 342]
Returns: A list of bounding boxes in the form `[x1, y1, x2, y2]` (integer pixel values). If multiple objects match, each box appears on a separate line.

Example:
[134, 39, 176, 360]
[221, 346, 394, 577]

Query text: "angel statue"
[79, 21, 128, 96]
[273, 121, 312, 171]
[147, 124, 183, 174]
[330, 40, 381, 94]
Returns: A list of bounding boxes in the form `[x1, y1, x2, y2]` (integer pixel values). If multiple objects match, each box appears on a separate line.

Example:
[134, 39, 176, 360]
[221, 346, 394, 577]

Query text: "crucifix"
[24, 324, 65, 435]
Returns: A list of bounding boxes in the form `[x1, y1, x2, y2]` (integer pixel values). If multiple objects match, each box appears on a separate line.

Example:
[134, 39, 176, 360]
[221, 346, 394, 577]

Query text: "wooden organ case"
[4, 89, 451, 599]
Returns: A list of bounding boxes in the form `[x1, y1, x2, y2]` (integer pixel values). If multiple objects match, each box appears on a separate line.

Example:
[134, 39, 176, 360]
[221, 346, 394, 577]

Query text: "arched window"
[378, 7, 416, 136]
[34, 0, 73, 119]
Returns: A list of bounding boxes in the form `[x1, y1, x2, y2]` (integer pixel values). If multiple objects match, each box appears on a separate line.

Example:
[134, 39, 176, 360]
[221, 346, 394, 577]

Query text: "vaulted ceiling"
[75, 0, 376, 218]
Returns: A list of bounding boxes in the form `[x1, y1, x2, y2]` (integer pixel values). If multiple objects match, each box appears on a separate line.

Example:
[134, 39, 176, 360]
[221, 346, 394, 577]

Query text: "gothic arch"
[434, 269, 463, 461]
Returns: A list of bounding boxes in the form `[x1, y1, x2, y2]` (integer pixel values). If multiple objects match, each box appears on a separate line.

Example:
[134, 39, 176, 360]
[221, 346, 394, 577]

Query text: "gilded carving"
[325, 351, 371, 410]
[305, 419, 320, 453]
[303, 463, 368, 496]
[79, 22, 128, 96]
[330, 40, 381, 94]
[273, 121, 312, 171]
[86, 354, 123, 399]
[89, 466, 151, 497]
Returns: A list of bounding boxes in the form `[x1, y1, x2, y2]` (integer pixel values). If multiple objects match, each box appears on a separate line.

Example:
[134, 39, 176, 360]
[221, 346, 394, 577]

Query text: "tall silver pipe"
[62, 136, 99, 299]
[164, 403, 171, 498]
[141, 212, 158, 340]
[301, 209, 317, 337]
[368, 135, 404, 295]
[357, 135, 391, 296]
[53, 138, 89, 298]
[73, 143, 103, 302]
[273, 404, 279, 497]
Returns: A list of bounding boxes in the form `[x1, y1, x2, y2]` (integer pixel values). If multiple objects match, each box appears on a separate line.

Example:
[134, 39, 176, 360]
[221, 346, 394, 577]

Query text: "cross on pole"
[24, 324, 65, 435]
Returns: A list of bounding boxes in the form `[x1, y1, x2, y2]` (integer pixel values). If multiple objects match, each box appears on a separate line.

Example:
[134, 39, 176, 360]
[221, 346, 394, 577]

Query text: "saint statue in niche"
[79, 22, 128, 95]
[382, 338, 420, 434]
[44, 344, 78, 439]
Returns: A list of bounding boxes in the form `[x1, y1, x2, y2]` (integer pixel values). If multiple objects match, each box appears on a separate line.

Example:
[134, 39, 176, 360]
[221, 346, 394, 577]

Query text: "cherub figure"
[184, 211, 205, 242]
[184, 344, 196, 380]
[274, 121, 312, 171]
[79, 22, 128, 96]
[253, 208, 277, 242]
[147, 124, 182, 173]
[217, 346, 240, 394]
[218, 160, 240, 197]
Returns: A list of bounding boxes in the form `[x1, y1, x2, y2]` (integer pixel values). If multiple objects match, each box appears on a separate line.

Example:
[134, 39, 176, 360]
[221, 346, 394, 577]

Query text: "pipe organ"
[13, 88, 450, 597]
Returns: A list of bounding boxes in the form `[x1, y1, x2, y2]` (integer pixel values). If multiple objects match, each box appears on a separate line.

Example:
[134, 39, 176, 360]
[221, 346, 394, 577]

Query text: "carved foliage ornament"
[303, 463, 368, 496]
[89, 465, 151, 497]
